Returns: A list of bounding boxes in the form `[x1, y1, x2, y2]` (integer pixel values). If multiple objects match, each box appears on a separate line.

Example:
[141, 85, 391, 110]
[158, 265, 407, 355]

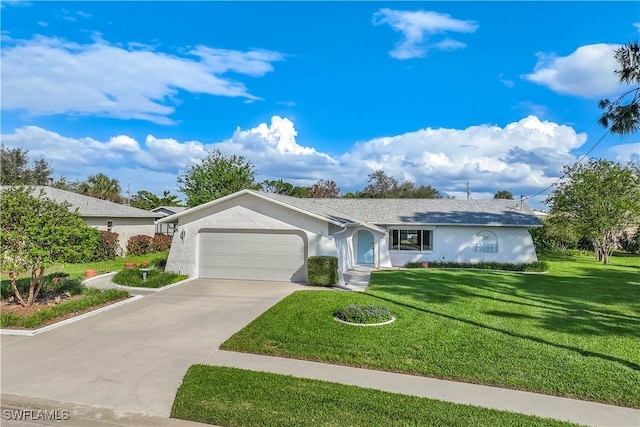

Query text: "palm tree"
[494, 190, 514, 200]
[79, 173, 123, 203]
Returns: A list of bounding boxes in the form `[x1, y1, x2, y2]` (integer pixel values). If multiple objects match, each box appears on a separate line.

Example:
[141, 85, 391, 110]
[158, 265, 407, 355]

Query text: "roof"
[158, 190, 541, 228]
[151, 206, 188, 216]
[5, 186, 162, 218]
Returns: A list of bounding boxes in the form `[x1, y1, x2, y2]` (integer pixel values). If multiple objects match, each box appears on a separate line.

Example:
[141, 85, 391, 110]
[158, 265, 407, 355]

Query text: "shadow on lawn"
[366, 292, 640, 373]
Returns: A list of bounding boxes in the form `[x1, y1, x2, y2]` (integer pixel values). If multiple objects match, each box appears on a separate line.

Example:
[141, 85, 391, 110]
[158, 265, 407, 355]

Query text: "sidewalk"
[204, 350, 640, 427]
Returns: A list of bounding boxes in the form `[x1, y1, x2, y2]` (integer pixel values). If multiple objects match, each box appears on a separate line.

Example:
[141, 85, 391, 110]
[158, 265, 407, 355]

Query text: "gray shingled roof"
[10, 186, 162, 218]
[257, 192, 541, 227]
[152, 206, 188, 217]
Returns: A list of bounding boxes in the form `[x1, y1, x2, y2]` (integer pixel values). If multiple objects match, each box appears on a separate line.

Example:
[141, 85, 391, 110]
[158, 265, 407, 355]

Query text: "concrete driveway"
[1, 279, 302, 418]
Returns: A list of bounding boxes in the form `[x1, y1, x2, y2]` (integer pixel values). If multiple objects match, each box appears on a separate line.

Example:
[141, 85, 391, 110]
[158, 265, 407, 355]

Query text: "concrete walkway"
[341, 265, 375, 291]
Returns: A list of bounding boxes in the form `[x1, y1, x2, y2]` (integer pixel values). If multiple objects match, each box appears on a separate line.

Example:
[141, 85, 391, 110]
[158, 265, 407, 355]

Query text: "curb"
[109, 277, 196, 293]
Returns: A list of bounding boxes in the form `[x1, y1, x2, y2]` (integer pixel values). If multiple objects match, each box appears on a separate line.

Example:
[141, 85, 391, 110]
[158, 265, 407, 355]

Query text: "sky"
[1, 1, 639, 210]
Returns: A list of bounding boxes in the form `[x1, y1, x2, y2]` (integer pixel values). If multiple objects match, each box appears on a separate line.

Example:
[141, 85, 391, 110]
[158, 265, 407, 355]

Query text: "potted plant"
[85, 269, 97, 278]
[421, 261, 429, 268]
[124, 262, 135, 270]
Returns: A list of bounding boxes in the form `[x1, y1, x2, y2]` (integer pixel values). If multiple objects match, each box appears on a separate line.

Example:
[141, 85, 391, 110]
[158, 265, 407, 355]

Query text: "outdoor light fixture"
[180, 229, 186, 243]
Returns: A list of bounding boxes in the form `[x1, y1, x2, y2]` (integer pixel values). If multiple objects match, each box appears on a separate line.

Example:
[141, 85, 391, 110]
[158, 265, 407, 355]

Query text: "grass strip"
[112, 269, 187, 288]
[171, 365, 578, 427]
[1, 288, 129, 329]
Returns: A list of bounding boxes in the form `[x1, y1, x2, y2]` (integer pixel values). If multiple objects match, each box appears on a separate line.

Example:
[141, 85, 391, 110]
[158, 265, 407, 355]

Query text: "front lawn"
[112, 268, 187, 288]
[172, 365, 576, 427]
[222, 253, 640, 408]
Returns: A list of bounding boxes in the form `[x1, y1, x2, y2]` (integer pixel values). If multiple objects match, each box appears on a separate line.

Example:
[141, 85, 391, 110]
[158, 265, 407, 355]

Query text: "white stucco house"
[158, 190, 542, 284]
[27, 186, 162, 254]
[151, 205, 187, 235]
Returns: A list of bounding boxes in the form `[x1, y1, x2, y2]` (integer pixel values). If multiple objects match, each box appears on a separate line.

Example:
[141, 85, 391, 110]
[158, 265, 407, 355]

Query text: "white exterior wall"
[165, 195, 338, 279]
[387, 225, 538, 266]
[84, 216, 156, 254]
[331, 226, 391, 273]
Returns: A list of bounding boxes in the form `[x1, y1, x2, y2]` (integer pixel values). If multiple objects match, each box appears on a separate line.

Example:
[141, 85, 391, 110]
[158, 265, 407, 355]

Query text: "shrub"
[151, 234, 172, 252]
[94, 230, 120, 261]
[404, 262, 423, 268]
[112, 268, 187, 288]
[127, 234, 153, 255]
[307, 256, 339, 286]
[334, 304, 392, 324]
[620, 229, 640, 254]
[426, 261, 548, 272]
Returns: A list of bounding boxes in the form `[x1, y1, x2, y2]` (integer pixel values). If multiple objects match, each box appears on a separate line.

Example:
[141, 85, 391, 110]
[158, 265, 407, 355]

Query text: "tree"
[307, 179, 340, 198]
[262, 179, 309, 197]
[78, 173, 123, 203]
[599, 41, 640, 135]
[547, 159, 640, 264]
[177, 150, 260, 207]
[494, 190, 514, 199]
[131, 190, 183, 211]
[0, 187, 100, 307]
[358, 170, 442, 198]
[529, 214, 580, 253]
[0, 145, 53, 185]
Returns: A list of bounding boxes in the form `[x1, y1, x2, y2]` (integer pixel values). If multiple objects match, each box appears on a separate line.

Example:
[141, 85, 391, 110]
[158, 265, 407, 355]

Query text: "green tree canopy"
[307, 179, 340, 198]
[131, 190, 183, 211]
[78, 173, 123, 203]
[262, 179, 309, 197]
[177, 150, 260, 207]
[0, 187, 100, 307]
[599, 41, 640, 135]
[0, 145, 53, 185]
[547, 159, 640, 264]
[358, 170, 442, 199]
[494, 190, 514, 199]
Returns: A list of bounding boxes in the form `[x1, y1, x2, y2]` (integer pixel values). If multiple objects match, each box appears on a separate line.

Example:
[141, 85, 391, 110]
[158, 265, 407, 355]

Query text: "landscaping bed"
[221, 254, 640, 408]
[112, 268, 188, 288]
[171, 365, 576, 427]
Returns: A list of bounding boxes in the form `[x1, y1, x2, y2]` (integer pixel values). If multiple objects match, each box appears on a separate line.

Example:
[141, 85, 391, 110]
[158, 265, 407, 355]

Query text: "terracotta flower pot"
[140, 261, 149, 267]
[421, 261, 429, 269]
[124, 262, 136, 270]
[85, 269, 97, 278]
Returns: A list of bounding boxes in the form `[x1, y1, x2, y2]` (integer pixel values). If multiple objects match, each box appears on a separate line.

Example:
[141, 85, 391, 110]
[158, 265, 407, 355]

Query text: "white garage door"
[198, 231, 305, 281]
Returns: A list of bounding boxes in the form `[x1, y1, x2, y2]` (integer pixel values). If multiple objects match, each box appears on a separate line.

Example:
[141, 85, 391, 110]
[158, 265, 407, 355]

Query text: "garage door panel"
[198, 232, 305, 282]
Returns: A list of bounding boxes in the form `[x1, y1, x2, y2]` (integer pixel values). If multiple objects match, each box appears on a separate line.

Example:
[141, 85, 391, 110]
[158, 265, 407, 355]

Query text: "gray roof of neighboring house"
[151, 206, 188, 217]
[13, 186, 161, 218]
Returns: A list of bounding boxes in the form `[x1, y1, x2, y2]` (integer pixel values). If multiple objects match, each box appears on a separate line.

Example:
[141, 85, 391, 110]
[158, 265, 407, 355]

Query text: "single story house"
[26, 186, 162, 254]
[158, 190, 542, 284]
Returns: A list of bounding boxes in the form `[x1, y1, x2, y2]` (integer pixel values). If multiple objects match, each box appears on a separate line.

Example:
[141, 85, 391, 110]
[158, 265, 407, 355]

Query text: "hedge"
[307, 256, 339, 286]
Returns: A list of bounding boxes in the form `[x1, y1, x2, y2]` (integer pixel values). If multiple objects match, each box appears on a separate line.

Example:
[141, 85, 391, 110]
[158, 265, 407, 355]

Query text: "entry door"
[356, 230, 374, 264]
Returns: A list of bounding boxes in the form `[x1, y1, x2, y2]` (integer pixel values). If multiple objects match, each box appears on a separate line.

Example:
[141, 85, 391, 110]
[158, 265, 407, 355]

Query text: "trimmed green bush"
[334, 304, 392, 324]
[307, 256, 339, 286]
[404, 261, 547, 272]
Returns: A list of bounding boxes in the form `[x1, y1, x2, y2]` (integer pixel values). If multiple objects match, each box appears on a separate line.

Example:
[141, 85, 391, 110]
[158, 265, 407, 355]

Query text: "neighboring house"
[23, 186, 162, 254]
[151, 206, 187, 236]
[158, 190, 542, 284]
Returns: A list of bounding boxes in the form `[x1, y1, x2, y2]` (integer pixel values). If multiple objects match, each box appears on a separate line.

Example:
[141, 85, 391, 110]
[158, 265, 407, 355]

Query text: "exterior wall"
[331, 225, 391, 273]
[386, 225, 538, 266]
[165, 194, 337, 280]
[84, 216, 156, 254]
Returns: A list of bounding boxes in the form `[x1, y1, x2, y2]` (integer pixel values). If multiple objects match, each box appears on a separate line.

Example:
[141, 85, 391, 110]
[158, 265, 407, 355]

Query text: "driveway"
[1, 279, 303, 417]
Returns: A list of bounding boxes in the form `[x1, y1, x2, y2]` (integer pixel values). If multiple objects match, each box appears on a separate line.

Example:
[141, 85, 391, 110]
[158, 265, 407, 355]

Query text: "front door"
[356, 230, 374, 264]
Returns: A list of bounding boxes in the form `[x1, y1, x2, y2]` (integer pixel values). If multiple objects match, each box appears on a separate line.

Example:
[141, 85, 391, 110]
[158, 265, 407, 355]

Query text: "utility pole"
[466, 182, 470, 200]
[127, 182, 131, 206]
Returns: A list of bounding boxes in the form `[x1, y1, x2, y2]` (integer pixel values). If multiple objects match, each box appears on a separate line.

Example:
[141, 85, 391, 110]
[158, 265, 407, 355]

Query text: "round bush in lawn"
[333, 304, 395, 326]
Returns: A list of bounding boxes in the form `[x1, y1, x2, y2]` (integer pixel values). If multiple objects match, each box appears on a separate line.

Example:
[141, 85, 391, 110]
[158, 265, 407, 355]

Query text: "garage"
[198, 231, 306, 282]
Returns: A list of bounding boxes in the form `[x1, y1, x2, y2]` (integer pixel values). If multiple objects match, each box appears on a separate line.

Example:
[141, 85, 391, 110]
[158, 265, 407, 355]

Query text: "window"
[389, 229, 433, 251]
[107, 221, 114, 232]
[472, 231, 498, 253]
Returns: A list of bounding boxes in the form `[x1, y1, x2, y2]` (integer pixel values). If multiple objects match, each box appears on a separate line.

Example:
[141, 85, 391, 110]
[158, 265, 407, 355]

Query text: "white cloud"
[2, 116, 599, 208]
[373, 9, 477, 60]
[498, 72, 514, 88]
[0, 35, 285, 124]
[634, 23, 640, 32]
[524, 43, 621, 97]
[608, 142, 640, 164]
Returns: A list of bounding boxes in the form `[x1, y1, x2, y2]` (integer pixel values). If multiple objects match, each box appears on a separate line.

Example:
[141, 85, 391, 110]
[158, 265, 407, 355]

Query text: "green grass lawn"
[222, 253, 640, 408]
[0, 251, 169, 282]
[172, 365, 578, 427]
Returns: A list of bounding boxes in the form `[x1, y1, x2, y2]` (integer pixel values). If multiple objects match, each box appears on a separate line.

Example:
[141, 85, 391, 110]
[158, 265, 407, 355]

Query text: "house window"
[472, 231, 498, 253]
[389, 229, 433, 251]
[107, 221, 114, 232]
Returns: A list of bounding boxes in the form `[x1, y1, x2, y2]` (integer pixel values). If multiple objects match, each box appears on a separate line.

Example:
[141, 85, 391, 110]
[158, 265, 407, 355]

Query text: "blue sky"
[2, 1, 638, 209]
